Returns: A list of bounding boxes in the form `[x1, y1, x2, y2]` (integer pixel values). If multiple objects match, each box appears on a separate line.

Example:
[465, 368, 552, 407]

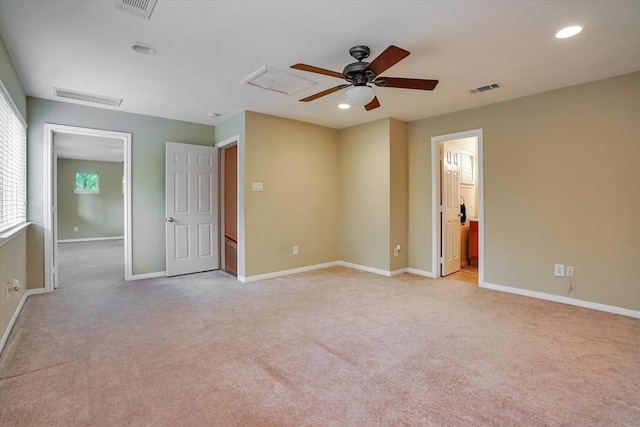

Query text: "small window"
[460, 151, 474, 186]
[74, 172, 100, 194]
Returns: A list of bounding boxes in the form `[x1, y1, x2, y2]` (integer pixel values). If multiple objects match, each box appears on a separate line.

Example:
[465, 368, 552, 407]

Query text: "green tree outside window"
[74, 172, 99, 193]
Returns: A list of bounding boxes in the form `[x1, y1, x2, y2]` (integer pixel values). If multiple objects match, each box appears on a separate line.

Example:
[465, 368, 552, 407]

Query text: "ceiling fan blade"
[291, 63, 344, 79]
[375, 77, 439, 91]
[364, 45, 410, 76]
[299, 84, 351, 102]
[365, 96, 380, 111]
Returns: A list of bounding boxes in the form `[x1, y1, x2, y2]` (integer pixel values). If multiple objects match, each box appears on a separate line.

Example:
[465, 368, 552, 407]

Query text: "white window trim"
[0, 222, 30, 247]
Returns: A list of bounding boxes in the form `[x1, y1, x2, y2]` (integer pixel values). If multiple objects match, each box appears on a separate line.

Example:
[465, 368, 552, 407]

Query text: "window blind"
[460, 151, 474, 185]
[0, 79, 27, 233]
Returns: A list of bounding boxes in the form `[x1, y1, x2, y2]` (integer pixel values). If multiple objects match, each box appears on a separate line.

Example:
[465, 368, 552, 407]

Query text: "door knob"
[165, 217, 174, 222]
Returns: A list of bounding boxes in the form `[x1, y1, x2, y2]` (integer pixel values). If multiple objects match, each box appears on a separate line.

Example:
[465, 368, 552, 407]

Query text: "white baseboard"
[0, 288, 47, 354]
[390, 268, 407, 276]
[240, 262, 436, 282]
[241, 262, 339, 283]
[337, 261, 392, 277]
[58, 236, 124, 243]
[481, 282, 640, 319]
[336, 263, 437, 278]
[129, 271, 166, 281]
[404, 268, 437, 278]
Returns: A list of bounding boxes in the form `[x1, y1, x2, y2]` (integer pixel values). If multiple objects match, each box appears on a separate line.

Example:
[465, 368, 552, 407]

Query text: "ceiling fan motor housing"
[343, 62, 373, 86]
[343, 46, 375, 86]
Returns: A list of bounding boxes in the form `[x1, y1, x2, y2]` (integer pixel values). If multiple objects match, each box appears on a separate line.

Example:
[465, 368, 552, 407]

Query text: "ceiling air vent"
[116, 0, 158, 19]
[54, 88, 123, 107]
[470, 82, 502, 94]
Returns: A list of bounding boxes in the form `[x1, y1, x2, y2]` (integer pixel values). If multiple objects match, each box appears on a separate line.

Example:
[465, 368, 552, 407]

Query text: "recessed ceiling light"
[338, 103, 351, 109]
[555, 26, 582, 39]
[132, 42, 157, 55]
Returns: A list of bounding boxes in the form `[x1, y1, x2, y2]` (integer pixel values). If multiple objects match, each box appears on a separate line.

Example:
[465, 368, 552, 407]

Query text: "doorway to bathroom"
[431, 129, 483, 285]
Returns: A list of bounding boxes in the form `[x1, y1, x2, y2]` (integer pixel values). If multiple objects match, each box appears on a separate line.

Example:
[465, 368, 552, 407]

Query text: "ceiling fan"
[291, 45, 439, 111]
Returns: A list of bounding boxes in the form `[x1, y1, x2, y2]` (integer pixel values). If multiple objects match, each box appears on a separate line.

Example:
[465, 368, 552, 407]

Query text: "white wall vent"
[54, 88, 123, 107]
[240, 66, 317, 96]
[116, 0, 158, 19]
[470, 82, 502, 94]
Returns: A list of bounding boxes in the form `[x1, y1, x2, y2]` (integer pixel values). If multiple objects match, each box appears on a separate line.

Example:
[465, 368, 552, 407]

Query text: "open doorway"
[431, 129, 484, 286]
[217, 136, 239, 277]
[43, 124, 132, 292]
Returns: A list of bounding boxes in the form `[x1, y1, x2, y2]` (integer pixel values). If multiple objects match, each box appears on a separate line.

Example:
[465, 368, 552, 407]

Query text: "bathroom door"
[441, 142, 461, 276]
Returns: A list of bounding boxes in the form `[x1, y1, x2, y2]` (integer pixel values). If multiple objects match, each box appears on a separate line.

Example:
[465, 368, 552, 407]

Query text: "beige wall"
[243, 111, 339, 277]
[339, 119, 391, 271]
[0, 229, 28, 345]
[389, 118, 408, 272]
[221, 113, 409, 278]
[57, 159, 124, 240]
[408, 71, 640, 311]
[337, 118, 410, 273]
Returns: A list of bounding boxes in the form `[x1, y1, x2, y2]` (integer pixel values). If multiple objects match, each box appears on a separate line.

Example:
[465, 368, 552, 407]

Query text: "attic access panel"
[240, 66, 317, 96]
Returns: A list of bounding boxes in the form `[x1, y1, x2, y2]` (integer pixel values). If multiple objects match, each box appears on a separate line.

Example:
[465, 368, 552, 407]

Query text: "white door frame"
[215, 135, 243, 280]
[44, 123, 133, 292]
[216, 136, 238, 275]
[431, 128, 484, 285]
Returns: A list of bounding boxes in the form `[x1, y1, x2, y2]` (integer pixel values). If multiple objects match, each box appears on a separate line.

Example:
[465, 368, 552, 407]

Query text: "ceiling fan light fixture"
[346, 86, 375, 105]
[338, 103, 351, 109]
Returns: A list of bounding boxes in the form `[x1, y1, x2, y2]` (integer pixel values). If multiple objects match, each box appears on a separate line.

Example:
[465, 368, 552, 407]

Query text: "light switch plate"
[251, 182, 263, 192]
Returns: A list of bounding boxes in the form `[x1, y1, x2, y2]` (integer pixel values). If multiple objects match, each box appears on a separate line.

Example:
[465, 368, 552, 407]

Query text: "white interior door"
[441, 142, 461, 276]
[165, 142, 219, 276]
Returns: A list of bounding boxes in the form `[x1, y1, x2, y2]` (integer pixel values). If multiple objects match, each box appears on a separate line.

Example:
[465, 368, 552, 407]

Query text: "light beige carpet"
[0, 241, 638, 426]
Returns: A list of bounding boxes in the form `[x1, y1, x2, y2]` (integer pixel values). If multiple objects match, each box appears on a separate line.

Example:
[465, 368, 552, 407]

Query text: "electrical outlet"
[554, 264, 565, 277]
[7, 279, 20, 300]
[293, 245, 299, 255]
[566, 266, 575, 278]
[74, 226, 79, 232]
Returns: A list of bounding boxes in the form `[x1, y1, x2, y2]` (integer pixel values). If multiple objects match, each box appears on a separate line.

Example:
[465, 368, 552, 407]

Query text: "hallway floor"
[447, 263, 478, 284]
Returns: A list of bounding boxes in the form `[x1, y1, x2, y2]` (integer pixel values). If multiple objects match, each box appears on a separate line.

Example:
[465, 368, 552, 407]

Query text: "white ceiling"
[55, 133, 124, 162]
[0, 0, 639, 130]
